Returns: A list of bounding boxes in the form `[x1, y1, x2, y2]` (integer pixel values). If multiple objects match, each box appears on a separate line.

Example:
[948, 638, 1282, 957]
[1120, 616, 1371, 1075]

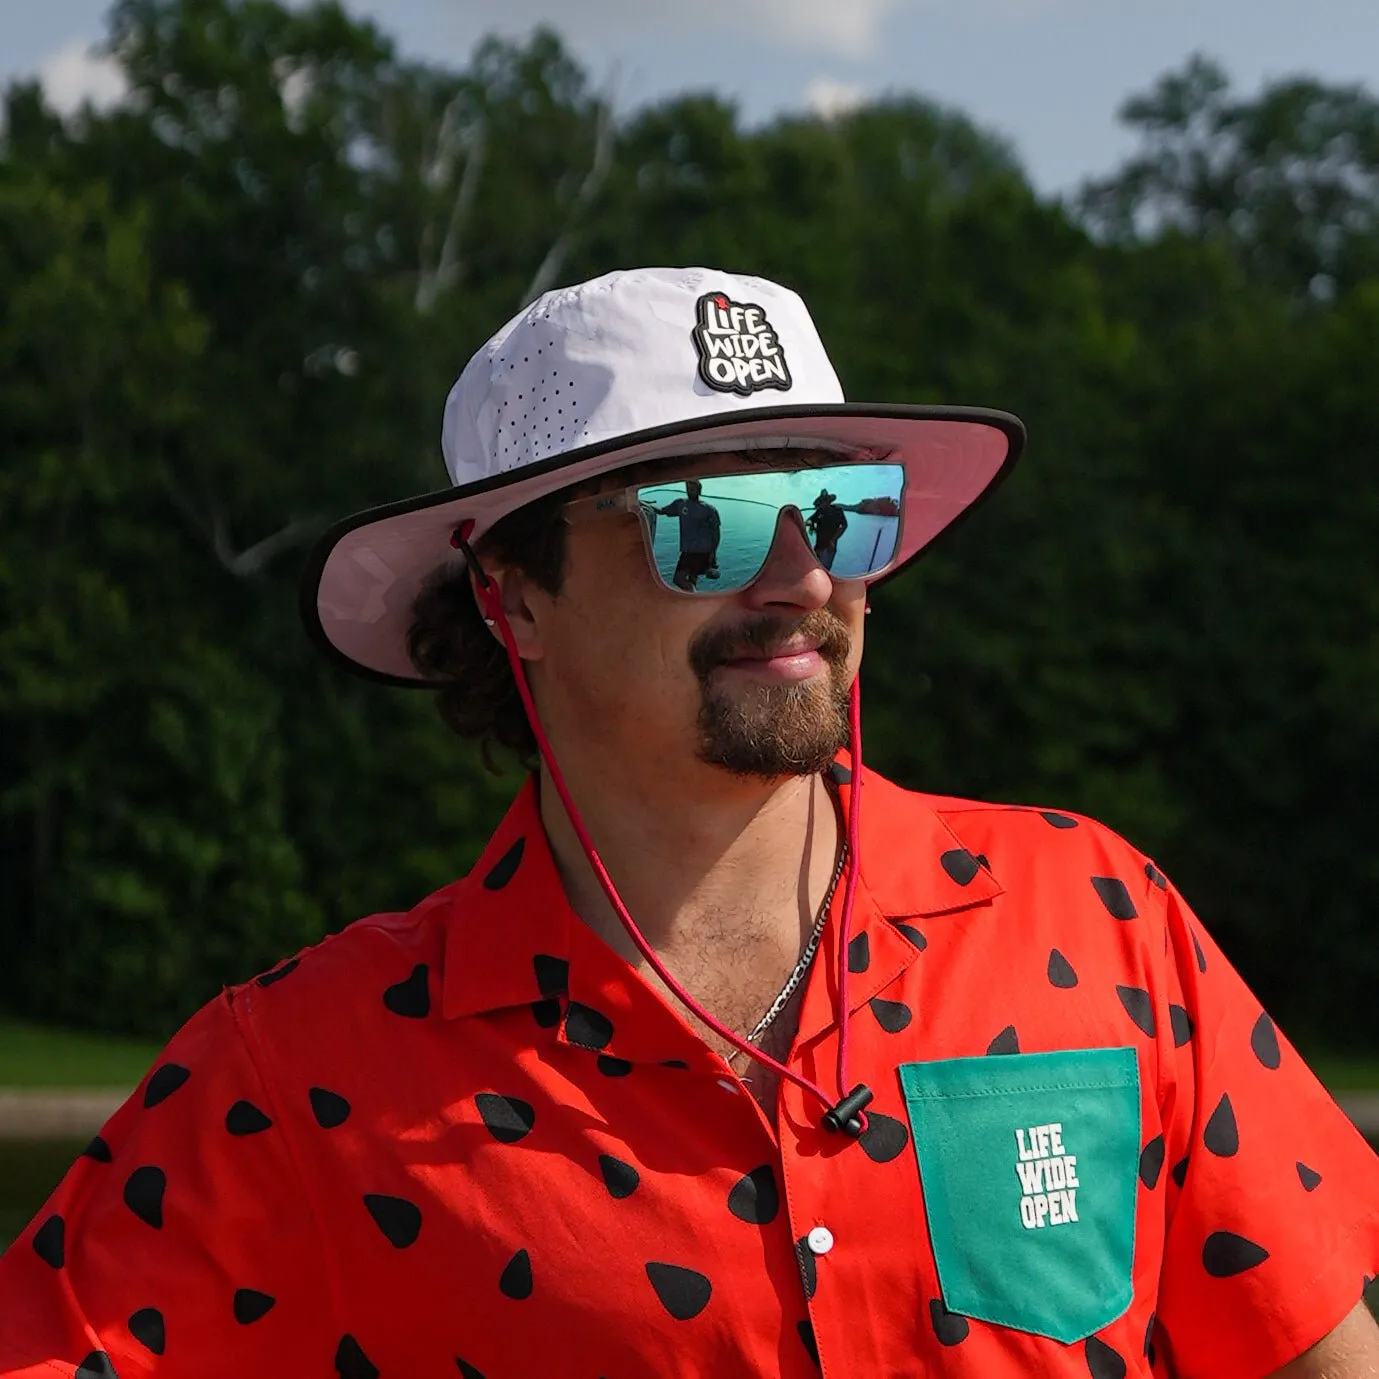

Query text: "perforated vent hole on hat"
[492, 358, 588, 468]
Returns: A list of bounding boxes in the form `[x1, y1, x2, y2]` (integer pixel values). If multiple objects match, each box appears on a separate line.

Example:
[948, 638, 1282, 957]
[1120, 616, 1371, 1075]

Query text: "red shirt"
[2, 765, 1376, 1378]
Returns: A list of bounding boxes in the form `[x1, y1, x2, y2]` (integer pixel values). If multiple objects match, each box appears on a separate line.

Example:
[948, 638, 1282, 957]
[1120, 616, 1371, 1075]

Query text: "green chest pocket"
[900, 1047, 1140, 1345]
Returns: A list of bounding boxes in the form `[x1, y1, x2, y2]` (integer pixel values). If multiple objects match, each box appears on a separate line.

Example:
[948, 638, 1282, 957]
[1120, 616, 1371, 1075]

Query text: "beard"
[688, 609, 853, 779]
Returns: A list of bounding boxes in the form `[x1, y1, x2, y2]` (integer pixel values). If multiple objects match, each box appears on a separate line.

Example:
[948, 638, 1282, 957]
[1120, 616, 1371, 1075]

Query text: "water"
[645, 493, 900, 588]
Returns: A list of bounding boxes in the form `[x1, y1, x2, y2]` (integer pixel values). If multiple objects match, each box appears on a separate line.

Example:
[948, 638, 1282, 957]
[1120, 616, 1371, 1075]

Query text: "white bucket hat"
[301, 266, 1025, 683]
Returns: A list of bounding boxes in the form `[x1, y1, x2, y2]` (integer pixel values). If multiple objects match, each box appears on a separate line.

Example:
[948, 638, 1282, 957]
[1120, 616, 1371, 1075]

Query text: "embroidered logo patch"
[691, 292, 793, 396]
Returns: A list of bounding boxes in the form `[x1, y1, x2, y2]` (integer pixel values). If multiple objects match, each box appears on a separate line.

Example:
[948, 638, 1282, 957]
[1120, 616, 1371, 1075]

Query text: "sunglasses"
[563, 461, 906, 595]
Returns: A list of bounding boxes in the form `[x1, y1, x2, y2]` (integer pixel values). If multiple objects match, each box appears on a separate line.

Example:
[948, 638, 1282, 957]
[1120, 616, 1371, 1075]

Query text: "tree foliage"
[2, 6, 1376, 1047]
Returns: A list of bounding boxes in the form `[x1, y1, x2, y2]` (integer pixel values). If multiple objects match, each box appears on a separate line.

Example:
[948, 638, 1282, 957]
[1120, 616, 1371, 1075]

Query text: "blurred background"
[2, 0, 1378, 1247]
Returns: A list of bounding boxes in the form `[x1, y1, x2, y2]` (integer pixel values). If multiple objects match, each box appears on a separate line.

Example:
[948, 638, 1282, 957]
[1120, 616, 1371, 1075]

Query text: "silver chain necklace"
[745, 837, 849, 1044]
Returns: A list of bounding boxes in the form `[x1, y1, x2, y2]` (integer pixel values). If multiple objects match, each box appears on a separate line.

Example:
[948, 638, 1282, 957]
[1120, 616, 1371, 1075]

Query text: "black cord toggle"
[821, 1084, 873, 1138]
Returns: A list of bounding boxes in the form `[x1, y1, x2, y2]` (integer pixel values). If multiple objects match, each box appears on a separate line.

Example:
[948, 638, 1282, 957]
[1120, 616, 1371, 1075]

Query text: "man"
[1, 267, 1376, 1378]
[655, 478, 721, 589]
[805, 489, 847, 570]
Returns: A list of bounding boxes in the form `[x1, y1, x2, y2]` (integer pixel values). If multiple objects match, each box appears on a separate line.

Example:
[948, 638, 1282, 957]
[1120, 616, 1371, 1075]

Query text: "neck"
[536, 755, 842, 968]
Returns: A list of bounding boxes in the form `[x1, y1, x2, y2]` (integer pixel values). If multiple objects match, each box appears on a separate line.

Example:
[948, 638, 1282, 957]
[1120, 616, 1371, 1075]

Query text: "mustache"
[688, 610, 852, 682]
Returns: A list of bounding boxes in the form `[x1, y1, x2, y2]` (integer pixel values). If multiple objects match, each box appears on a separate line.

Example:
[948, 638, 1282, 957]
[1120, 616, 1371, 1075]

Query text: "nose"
[740, 509, 833, 612]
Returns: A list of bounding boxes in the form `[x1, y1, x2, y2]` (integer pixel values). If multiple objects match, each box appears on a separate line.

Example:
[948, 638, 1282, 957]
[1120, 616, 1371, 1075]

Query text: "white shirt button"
[807, 1225, 835, 1255]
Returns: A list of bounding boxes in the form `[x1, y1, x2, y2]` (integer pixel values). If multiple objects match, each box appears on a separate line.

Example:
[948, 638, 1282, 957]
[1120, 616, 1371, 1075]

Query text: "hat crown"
[441, 267, 845, 485]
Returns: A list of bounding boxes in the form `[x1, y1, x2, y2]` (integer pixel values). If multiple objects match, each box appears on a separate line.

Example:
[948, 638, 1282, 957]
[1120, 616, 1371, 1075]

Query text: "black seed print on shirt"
[1139, 1135, 1166, 1189]
[859, 1111, 909, 1163]
[645, 1262, 712, 1320]
[364, 1194, 422, 1248]
[383, 963, 430, 1018]
[597, 1055, 633, 1077]
[940, 849, 980, 885]
[1191, 931, 1207, 973]
[929, 1297, 969, 1345]
[499, 1249, 533, 1299]
[1202, 1231, 1269, 1277]
[1251, 1013, 1281, 1069]
[661, 1059, 690, 1069]
[795, 1236, 818, 1300]
[124, 1167, 166, 1228]
[483, 837, 525, 890]
[128, 1308, 165, 1355]
[82, 1135, 113, 1162]
[335, 1334, 380, 1379]
[869, 997, 912, 1033]
[987, 1025, 1020, 1055]
[32, 1214, 64, 1267]
[974, 853, 990, 870]
[829, 762, 852, 786]
[727, 1165, 779, 1225]
[565, 1002, 614, 1049]
[1171, 1156, 1189, 1188]
[1297, 1161, 1322, 1191]
[75, 1353, 116, 1379]
[847, 932, 871, 974]
[456, 1360, 486, 1379]
[532, 954, 569, 997]
[599, 1154, 640, 1199]
[144, 1063, 191, 1108]
[1203, 1095, 1239, 1156]
[1169, 1005, 1194, 1047]
[1091, 877, 1137, 920]
[226, 1101, 273, 1136]
[1085, 1335, 1127, 1379]
[256, 958, 299, 987]
[234, 1289, 276, 1323]
[1116, 985, 1156, 1037]
[797, 1318, 821, 1368]
[310, 1087, 351, 1129]
[894, 923, 927, 951]
[1145, 862, 1168, 890]
[1040, 811, 1079, 829]
[531, 998, 562, 1028]
[1048, 949, 1079, 988]
[476, 1093, 536, 1143]
[1144, 1313, 1156, 1365]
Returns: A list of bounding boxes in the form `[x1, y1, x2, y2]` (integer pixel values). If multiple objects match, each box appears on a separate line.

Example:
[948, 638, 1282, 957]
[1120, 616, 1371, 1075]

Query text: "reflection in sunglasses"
[635, 464, 905, 593]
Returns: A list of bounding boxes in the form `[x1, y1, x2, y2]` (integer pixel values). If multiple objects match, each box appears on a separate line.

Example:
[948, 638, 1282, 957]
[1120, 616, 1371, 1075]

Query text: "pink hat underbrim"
[300, 403, 1025, 685]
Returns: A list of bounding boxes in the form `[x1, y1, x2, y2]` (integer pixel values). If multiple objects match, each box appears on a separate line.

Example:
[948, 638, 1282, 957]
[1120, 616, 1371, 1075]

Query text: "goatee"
[689, 610, 853, 779]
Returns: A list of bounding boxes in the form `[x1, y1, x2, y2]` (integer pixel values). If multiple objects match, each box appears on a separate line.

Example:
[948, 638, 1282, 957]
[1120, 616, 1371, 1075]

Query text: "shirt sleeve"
[0, 989, 333, 1378]
[1151, 873, 1379, 1379]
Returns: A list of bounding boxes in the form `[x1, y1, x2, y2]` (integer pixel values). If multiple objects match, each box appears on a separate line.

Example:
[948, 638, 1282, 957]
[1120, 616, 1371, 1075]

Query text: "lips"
[689, 612, 850, 683]
[725, 638, 822, 664]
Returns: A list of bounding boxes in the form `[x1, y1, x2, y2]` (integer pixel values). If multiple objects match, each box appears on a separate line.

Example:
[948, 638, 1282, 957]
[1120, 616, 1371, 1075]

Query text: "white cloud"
[429, 0, 907, 60]
[805, 77, 868, 120]
[39, 38, 127, 116]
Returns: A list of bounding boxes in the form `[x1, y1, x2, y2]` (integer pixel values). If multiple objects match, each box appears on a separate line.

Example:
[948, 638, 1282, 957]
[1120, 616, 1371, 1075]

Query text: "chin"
[696, 677, 850, 779]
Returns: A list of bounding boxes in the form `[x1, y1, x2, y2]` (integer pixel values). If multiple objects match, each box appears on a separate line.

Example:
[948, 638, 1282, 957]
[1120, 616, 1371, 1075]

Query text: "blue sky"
[5, 0, 1379, 195]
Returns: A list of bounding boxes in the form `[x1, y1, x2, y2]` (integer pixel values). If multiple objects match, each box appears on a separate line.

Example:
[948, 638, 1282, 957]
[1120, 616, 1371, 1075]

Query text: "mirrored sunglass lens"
[802, 464, 904, 580]
[637, 463, 905, 592]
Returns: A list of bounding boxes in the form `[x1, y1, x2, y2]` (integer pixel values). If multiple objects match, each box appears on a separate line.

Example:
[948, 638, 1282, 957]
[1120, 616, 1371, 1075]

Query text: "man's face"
[518, 455, 867, 782]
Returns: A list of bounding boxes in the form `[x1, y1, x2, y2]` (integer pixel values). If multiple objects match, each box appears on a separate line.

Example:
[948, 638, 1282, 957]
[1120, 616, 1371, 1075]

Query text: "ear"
[471, 564, 546, 663]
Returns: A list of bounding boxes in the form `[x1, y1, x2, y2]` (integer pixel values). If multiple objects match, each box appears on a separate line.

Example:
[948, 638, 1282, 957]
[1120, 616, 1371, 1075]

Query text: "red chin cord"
[463, 527, 872, 1137]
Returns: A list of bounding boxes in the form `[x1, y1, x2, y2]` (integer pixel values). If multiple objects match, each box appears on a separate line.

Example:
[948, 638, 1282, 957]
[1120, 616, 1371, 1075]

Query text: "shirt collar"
[440, 762, 1003, 1030]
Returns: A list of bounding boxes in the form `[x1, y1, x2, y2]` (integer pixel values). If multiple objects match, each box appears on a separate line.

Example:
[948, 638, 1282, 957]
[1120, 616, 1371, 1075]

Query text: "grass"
[1301, 1054, 1379, 1093]
[0, 1018, 161, 1089]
